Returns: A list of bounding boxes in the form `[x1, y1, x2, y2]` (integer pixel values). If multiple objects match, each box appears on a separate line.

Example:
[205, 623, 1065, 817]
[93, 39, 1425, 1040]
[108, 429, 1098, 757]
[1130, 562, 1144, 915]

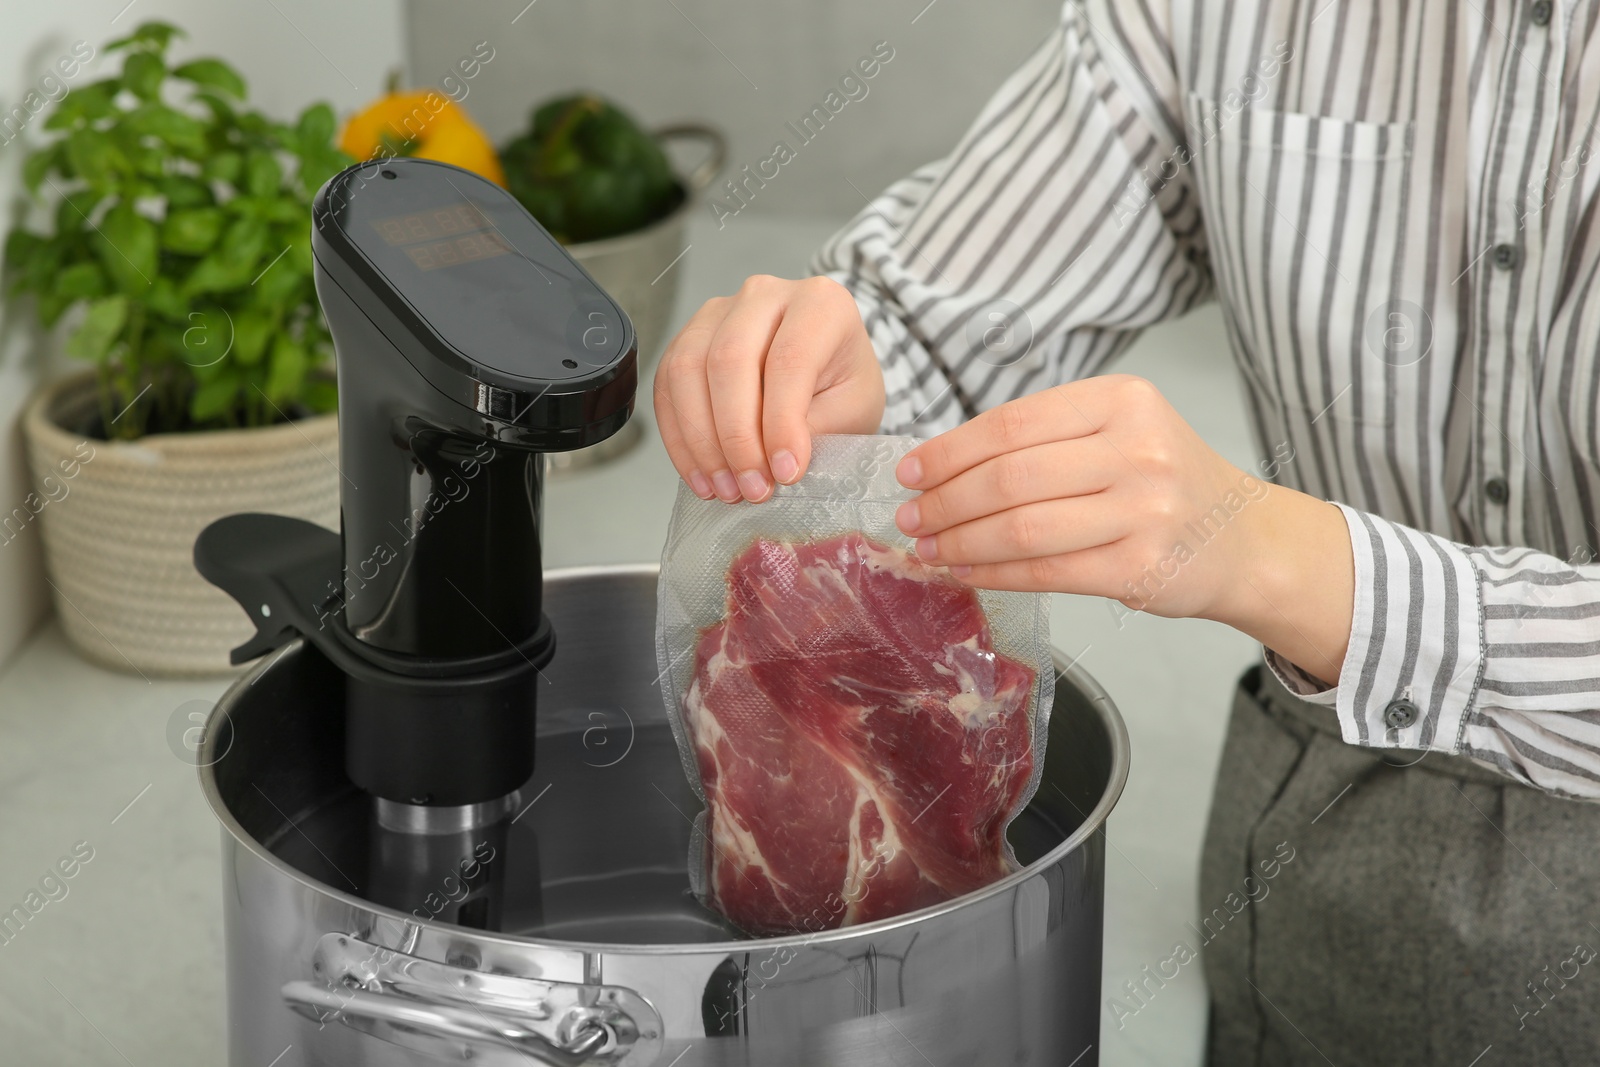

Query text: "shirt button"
[1492, 243, 1521, 270]
[1531, 0, 1553, 25]
[1486, 476, 1510, 505]
[1384, 699, 1419, 729]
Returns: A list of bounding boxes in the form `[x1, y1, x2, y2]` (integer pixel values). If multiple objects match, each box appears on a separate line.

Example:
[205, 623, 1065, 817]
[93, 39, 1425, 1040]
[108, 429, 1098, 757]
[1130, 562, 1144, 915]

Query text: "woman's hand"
[895, 374, 1355, 684]
[653, 274, 886, 503]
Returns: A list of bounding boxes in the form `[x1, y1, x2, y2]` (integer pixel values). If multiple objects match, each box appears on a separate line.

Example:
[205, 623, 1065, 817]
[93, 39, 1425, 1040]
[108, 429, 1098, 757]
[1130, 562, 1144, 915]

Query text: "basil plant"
[4, 20, 352, 439]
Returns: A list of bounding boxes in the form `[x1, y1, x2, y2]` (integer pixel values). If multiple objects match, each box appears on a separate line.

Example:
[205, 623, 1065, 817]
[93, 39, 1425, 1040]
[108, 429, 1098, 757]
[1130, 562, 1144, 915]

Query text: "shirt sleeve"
[1266, 505, 1600, 800]
[810, 0, 1211, 436]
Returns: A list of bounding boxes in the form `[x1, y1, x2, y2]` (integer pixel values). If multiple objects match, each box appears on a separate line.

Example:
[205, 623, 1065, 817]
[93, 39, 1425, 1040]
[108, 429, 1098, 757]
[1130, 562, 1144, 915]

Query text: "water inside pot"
[216, 566, 1109, 948]
[263, 717, 1079, 945]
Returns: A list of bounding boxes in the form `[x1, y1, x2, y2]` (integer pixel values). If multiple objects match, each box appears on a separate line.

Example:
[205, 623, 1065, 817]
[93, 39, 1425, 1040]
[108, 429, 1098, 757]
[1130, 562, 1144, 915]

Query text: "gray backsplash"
[404, 0, 1063, 222]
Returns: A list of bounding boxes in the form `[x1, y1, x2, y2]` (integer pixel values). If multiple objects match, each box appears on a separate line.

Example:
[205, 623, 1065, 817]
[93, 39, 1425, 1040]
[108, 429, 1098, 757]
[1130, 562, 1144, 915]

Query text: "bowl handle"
[282, 932, 664, 1066]
[654, 123, 727, 191]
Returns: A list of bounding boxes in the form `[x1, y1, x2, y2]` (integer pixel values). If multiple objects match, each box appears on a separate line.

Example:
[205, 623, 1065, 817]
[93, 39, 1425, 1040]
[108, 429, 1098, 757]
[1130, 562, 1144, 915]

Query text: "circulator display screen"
[370, 203, 490, 245]
[322, 160, 628, 382]
[369, 206, 513, 272]
[400, 231, 512, 271]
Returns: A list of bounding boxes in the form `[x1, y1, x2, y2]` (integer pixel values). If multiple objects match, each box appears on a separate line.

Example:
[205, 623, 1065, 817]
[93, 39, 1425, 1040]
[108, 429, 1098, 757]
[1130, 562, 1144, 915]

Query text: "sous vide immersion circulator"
[195, 158, 636, 873]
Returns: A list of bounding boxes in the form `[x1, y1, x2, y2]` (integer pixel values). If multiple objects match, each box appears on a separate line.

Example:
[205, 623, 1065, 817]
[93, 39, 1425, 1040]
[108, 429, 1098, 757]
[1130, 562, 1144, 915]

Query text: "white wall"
[0, 0, 406, 671]
[405, 0, 1064, 219]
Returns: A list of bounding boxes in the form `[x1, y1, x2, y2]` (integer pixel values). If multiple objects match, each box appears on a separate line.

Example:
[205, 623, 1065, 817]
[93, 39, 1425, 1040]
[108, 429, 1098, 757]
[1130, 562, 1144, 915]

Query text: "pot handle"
[282, 932, 663, 1066]
[283, 980, 612, 1066]
[654, 123, 727, 191]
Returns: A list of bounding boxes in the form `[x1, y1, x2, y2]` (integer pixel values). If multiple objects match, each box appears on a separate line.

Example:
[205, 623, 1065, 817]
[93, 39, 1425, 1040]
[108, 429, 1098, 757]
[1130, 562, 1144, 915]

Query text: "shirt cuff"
[1315, 504, 1486, 754]
[1263, 648, 1336, 706]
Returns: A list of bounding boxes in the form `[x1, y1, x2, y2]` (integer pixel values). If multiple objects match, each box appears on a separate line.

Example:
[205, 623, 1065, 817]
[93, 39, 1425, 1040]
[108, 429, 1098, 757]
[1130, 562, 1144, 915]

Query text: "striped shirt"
[813, 0, 1600, 798]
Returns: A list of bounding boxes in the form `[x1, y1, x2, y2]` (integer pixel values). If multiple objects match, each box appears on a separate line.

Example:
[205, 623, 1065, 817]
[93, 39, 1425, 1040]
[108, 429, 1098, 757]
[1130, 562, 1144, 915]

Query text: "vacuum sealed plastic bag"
[655, 435, 1055, 936]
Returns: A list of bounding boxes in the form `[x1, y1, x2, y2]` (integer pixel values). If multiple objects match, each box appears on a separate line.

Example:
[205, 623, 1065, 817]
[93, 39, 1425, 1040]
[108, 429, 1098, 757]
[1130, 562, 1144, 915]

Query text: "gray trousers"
[1201, 666, 1600, 1066]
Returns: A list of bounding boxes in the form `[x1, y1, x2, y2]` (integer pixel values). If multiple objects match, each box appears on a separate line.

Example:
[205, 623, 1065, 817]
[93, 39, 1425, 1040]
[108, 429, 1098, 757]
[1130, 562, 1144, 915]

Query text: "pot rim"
[24, 369, 336, 455]
[199, 562, 1131, 954]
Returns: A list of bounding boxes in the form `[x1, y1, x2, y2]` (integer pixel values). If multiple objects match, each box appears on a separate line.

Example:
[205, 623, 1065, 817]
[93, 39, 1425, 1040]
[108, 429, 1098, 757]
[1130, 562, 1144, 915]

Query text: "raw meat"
[683, 532, 1037, 936]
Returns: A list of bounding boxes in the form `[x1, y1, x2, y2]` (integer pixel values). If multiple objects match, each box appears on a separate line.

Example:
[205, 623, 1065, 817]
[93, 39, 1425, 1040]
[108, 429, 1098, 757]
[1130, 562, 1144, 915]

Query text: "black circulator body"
[195, 158, 636, 812]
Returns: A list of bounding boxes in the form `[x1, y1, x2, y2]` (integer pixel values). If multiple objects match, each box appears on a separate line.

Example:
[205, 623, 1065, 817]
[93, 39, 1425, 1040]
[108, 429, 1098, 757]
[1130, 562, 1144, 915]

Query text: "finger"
[948, 545, 1124, 597]
[652, 385, 713, 499]
[913, 496, 1128, 568]
[705, 277, 790, 501]
[658, 301, 738, 500]
[761, 278, 863, 485]
[898, 375, 1134, 490]
[652, 311, 718, 498]
[897, 436, 1121, 536]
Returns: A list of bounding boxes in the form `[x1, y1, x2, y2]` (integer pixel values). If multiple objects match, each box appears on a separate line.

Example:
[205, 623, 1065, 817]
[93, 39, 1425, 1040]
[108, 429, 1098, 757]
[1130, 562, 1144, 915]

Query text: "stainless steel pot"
[200, 565, 1128, 1066]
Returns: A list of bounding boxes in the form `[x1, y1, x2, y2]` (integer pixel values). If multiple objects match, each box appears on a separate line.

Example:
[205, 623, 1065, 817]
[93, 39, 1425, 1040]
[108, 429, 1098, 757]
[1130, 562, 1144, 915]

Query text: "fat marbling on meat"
[684, 532, 1037, 935]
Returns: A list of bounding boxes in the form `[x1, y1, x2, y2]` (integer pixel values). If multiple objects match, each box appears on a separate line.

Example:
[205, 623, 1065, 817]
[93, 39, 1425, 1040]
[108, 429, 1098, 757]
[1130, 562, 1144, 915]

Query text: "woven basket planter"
[22, 371, 339, 676]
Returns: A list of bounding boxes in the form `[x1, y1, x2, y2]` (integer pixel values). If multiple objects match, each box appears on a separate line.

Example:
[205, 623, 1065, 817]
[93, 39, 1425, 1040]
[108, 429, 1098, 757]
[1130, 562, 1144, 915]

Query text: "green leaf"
[171, 59, 246, 99]
[236, 111, 270, 138]
[159, 175, 213, 209]
[185, 337, 226, 380]
[55, 262, 106, 300]
[126, 142, 168, 178]
[55, 190, 102, 235]
[193, 91, 236, 127]
[232, 310, 272, 365]
[295, 103, 336, 149]
[64, 295, 129, 362]
[65, 129, 127, 192]
[140, 324, 184, 365]
[189, 371, 240, 422]
[219, 194, 267, 219]
[181, 216, 269, 294]
[22, 145, 61, 196]
[265, 335, 307, 401]
[106, 20, 184, 53]
[304, 376, 338, 414]
[296, 145, 350, 197]
[202, 150, 242, 184]
[161, 206, 224, 255]
[285, 229, 313, 274]
[144, 277, 187, 320]
[252, 257, 301, 304]
[36, 290, 74, 328]
[181, 254, 244, 296]
[11, 233, 65, 297]
[93, 202, 158, 293]
[123, 51, 166, 102]
[124, 103, 208, 153]
[225, 216, 271, 264]
[42, 81, 119, 131]
[177, 306, 234, 368]
[244, 151, 282, 198]
[4, 230, 42, 270]
[261, 198, 305, 224]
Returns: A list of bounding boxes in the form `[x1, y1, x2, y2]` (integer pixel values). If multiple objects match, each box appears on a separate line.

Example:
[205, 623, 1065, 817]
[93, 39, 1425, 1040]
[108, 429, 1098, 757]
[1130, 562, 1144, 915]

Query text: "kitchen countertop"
[0, 211, 1258, 1066]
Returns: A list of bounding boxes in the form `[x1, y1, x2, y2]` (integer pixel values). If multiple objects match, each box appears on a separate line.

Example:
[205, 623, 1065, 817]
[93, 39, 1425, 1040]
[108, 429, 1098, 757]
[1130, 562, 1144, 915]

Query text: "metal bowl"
[551, 126, 727, 474]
